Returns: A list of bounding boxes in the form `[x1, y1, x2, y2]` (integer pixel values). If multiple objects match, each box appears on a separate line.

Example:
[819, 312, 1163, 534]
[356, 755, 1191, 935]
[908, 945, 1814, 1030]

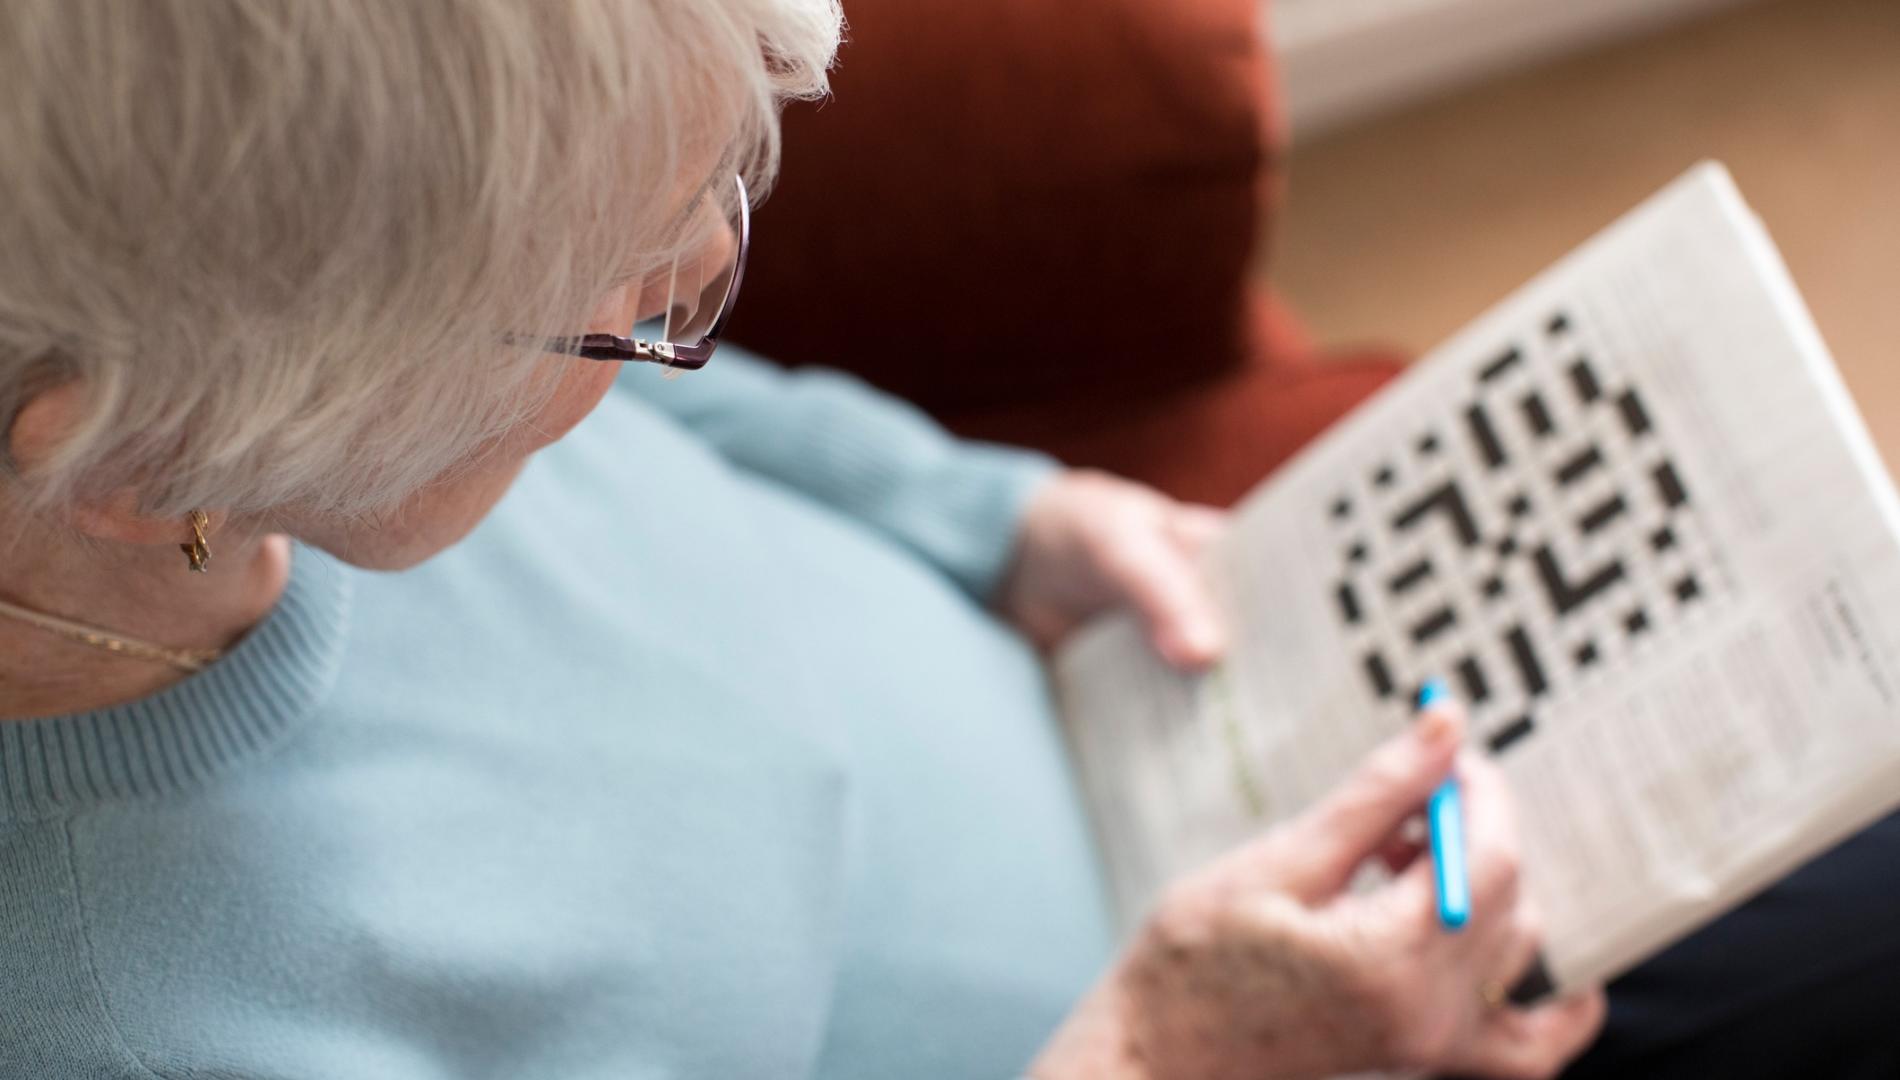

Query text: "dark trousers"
[1558, 810, 1900, 1078]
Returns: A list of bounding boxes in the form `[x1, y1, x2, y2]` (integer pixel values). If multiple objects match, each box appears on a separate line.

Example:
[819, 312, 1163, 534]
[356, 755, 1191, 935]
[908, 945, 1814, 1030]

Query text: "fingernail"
[1179, 618, 1224, 660]
[1415, 678, 1460, 747]
[1418, 708, 1458, 747]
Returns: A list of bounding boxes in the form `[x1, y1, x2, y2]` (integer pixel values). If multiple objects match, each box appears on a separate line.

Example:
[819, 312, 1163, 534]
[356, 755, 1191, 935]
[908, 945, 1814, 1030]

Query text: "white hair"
[0, 0, 841, 520]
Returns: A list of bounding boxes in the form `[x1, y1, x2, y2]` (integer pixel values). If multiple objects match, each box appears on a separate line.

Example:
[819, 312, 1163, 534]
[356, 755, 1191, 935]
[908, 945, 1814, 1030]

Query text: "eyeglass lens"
[626, 192, 742, 348]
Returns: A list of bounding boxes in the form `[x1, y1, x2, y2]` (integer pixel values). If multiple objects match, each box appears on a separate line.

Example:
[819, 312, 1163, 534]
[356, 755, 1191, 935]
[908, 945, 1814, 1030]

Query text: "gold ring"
[1478, 981, 1509, 1010]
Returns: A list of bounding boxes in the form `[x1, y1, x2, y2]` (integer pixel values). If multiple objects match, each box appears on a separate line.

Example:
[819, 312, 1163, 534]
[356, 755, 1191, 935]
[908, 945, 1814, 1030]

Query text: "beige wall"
[1277, 0, 1754, 138]
[1269, 0, 1900, 465]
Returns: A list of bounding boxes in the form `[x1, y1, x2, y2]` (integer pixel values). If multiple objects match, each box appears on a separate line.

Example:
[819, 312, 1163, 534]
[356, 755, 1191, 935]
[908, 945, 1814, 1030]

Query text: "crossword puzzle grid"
[1327, 310, 1729, 755]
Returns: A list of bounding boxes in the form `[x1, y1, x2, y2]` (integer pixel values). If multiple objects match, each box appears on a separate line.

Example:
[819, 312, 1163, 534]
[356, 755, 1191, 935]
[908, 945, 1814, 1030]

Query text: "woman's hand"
[998, 470, 1228, 670]
[1033, 703, 1606, 1080]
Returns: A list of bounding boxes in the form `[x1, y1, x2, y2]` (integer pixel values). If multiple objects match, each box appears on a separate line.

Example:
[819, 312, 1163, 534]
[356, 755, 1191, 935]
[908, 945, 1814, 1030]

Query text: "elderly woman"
[0, 3, 1623, 1078]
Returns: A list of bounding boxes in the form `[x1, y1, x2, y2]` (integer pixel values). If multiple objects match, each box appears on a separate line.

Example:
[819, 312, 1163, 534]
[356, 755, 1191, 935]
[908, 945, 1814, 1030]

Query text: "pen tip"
[1418, 677, 1452, 709]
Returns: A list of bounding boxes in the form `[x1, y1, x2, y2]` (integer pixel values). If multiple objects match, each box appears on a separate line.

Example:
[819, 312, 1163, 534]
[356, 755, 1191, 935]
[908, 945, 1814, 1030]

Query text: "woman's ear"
[8, 379, 213, 547]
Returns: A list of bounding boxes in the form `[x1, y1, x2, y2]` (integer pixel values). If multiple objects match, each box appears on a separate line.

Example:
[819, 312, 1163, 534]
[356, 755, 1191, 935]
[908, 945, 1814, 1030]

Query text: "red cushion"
[725, 0, 1397, 506]
[952, 293, 1405, 505]
[727, 0, 1284, 414]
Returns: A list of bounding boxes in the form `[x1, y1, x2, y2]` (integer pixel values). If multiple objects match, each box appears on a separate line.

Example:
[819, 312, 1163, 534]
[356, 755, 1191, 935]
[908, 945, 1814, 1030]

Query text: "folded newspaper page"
[1055, 162, 1900, 991]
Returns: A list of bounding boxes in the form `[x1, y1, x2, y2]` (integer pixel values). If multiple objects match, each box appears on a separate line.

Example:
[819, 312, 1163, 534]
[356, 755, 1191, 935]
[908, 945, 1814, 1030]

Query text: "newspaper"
[1055, 162, 1900, 992]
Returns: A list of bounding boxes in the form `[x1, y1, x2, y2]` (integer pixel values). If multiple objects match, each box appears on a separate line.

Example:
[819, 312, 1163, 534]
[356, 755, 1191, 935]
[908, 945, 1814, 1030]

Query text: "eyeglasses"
[541, 173, 750, 372]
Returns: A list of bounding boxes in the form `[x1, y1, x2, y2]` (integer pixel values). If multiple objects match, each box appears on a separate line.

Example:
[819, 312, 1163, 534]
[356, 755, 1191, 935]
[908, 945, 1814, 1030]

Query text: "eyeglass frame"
[539, 173, 750, 372]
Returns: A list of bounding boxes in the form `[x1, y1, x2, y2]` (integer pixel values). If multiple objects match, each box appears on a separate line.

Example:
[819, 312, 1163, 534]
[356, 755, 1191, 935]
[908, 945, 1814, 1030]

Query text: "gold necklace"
[0, 594, 222, 673]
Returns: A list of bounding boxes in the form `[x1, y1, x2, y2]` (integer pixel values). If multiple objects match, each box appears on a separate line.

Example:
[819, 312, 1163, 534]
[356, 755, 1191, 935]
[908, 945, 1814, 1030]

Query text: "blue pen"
[1418, 678, 1470, 931]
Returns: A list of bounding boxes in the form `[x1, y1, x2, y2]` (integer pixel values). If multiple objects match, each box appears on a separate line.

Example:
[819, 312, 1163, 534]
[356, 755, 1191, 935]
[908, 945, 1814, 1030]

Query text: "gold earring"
[181, 509, 211, 573]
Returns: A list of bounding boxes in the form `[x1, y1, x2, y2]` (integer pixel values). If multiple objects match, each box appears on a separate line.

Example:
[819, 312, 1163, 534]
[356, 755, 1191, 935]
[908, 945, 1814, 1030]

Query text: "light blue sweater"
[0, 351, 1115, 1079]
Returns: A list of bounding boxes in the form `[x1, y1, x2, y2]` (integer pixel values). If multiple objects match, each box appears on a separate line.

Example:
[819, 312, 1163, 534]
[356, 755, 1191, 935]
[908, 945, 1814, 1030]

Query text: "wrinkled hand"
[1035, 702, 1606, 1080]
[998, 470, 1228, 670]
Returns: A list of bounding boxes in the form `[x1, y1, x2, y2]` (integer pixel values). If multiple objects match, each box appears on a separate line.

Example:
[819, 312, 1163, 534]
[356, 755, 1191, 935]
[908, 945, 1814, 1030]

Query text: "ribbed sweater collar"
[0, 545, 351, 824]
